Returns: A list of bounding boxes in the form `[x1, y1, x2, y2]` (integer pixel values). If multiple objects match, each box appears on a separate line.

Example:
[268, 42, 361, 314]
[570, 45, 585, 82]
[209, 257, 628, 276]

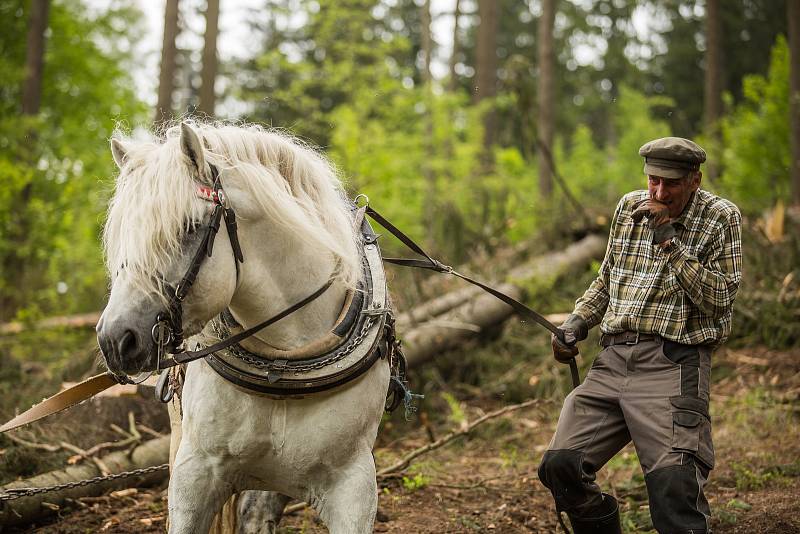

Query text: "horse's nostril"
[117, 330, 138, 357]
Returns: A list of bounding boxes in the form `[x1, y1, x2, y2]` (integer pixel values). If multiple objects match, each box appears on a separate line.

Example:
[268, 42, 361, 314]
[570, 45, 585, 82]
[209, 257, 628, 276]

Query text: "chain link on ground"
[0, 464, 169, 502]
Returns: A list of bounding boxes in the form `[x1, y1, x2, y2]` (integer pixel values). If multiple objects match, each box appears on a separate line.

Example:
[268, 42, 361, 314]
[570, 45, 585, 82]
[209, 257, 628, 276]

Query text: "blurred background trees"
[0, 0, 797, 348]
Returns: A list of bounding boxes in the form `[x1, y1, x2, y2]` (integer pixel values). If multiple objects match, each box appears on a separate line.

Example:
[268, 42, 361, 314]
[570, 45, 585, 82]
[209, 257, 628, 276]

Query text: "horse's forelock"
[103, 134, 208, 302]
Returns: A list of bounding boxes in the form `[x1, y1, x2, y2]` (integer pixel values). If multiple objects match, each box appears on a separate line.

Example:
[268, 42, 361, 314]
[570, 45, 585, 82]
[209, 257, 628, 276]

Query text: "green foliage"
[557, 85, 673, 211]
[0, 0, 147, 319]
[728, 217, 800, 349]
[718, 37, 791, 213]
[441, 391, 466, 427]
[648, 0, 786, 135]
[726, 498, 752, 511]
[620, 504, 654, 534]
[237, 0, 414, 147]
[731, 461, 777, 491]
[401, 472, 430, 492]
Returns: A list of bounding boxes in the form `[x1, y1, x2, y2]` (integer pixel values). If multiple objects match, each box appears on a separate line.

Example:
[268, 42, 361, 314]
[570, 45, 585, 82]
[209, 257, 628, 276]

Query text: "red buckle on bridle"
[197, 186, 226, 206]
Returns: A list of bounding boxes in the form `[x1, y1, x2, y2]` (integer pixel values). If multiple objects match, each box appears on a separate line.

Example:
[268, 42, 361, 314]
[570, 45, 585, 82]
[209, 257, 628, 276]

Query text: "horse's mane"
[103, 121, 361, 299]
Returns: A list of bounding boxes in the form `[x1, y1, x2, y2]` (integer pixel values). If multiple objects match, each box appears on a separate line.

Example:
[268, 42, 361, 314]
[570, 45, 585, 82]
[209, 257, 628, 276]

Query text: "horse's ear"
[179, 122, 206, 177]
[110, 138, 129, 169]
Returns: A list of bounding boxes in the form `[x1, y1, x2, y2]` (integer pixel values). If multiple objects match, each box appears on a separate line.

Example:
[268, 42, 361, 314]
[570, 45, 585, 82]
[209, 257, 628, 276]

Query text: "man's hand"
[551, 314, 588, 363]
[632, 199, 675, 244]
[631, 199, 670, 228]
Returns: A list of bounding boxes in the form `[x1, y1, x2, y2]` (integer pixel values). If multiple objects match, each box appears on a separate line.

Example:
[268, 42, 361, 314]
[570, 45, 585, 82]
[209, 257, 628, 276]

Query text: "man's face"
[648, 171, 701, 219]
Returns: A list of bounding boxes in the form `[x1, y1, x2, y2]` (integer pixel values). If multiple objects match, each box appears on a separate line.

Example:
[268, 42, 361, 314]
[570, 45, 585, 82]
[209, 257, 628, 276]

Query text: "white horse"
[96, 122, 391, 533]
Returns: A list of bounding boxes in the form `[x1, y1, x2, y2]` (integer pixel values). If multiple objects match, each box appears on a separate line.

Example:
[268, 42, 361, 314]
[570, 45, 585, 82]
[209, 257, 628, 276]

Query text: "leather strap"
[364, 205, 582, 389]
[600, 331, 659, 347]
[162, 279, 334, 368]
[0, 373, 118, 433]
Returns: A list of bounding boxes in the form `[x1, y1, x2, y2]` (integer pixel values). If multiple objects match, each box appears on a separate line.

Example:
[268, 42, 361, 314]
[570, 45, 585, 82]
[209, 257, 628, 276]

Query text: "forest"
[0, 0, 799, 533]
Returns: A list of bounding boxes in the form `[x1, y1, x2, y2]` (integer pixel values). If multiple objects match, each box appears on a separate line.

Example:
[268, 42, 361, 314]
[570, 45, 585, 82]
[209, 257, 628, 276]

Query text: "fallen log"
[402, 234, 606, 367]
[397, 285, 483, 329]
[0, 312, 101, 335]
[0, 436, 170, 527]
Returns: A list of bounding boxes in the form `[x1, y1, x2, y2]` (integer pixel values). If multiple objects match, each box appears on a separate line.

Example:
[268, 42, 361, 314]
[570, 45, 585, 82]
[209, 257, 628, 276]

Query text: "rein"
[159, 280, 333, 372]
[359, 199, 581, 389]
[1, 188, 577, 434]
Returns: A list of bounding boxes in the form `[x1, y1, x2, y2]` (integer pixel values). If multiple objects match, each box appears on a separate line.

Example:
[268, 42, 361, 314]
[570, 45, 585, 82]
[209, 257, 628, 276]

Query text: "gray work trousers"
[538, 336, 715, 534]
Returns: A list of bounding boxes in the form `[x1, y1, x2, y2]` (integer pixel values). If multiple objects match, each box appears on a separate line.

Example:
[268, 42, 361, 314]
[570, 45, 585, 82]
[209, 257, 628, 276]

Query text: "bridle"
[113, 163, 334, 386]
[150, 164, 243, 360]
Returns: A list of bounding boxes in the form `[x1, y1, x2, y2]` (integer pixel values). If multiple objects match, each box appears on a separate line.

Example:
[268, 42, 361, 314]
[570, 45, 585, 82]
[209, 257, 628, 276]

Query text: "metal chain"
[212, 315, 376, 373]
[0, 464, 169, 502]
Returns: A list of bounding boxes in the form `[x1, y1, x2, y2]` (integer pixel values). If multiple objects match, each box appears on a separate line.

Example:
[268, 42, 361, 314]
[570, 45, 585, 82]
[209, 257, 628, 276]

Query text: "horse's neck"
[226, 220, 350, 354]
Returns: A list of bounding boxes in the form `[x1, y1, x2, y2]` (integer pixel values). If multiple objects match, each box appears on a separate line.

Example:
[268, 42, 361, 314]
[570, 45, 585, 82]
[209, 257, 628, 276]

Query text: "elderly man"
[537, 137, 742, 534]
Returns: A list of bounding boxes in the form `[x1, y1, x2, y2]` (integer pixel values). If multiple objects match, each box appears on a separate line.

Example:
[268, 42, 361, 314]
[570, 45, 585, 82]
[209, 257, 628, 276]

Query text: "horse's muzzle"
[97, 318, 157, 375]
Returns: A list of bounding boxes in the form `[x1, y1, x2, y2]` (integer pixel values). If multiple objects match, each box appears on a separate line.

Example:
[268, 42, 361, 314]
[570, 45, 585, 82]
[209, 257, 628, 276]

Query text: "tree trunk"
[448, 0, 461, 92]
[789, 0, 800, 206]
[474, 0, 498, 159]
[703, 0, 723, 182]
[420, 0, 436, 236]
[0, 436, 170, 527]
[198, 0, 220, 117]
[21, 0, 49, 116]
[2, 0, 51, 320]
[154, 0, 181, 128]
[537, 0, 556, 198]
[0, 312, 100, 335]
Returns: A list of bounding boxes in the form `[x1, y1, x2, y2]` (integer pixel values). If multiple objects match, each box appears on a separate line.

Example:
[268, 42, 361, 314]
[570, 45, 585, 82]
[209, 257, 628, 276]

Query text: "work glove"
[551, 314, 588, 363]
[631, 199, 675, 245]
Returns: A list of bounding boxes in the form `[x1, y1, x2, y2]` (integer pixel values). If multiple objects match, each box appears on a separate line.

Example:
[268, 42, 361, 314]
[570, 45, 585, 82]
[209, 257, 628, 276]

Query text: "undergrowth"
[728, 216, 800, 349]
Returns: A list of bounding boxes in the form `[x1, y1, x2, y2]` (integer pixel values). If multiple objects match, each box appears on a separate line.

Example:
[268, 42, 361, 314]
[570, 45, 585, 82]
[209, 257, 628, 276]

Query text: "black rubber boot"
[566, 493, 622, 534]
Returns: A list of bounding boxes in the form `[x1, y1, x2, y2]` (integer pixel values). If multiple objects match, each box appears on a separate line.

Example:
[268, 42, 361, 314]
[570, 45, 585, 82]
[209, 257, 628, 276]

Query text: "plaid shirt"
[574, 189, 743, 346]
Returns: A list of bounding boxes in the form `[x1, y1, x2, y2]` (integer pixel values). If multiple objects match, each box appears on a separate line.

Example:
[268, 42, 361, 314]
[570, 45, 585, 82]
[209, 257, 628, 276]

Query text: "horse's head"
[97, 123, 239, 376]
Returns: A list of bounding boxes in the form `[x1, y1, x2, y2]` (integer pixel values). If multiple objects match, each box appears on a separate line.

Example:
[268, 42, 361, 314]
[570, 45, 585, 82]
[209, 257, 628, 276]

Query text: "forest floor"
[4, 342, 798, 534]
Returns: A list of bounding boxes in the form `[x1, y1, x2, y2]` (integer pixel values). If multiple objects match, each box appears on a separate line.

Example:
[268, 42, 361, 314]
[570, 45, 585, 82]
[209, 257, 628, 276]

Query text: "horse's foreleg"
[168, 455, 234, 534]
[236, 490, 291, 534]
[316, 452, 378, 534]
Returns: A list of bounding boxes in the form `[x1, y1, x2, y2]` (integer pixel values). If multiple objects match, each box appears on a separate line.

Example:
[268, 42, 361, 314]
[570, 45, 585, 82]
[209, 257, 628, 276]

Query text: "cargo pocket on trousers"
[670, 397, 715, 471]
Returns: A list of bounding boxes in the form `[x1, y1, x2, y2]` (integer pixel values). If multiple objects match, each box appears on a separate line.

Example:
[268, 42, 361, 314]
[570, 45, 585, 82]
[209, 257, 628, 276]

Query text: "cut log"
[402, 234, 606, 368]
[397, 285, 482, 329]
[0, 436, 169, 527]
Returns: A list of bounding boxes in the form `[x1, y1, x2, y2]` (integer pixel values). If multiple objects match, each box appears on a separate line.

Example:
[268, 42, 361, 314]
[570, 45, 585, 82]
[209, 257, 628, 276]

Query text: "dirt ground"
[6, 345, 800, 533]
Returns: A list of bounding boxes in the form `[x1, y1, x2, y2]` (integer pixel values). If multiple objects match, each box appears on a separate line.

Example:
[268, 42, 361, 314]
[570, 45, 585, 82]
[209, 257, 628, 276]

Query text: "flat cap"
[639, 137, 706, 179]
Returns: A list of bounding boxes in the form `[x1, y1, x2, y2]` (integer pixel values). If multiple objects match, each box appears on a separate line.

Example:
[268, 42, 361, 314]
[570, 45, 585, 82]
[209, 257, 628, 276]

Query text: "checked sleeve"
[666, 206, 743, 319]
